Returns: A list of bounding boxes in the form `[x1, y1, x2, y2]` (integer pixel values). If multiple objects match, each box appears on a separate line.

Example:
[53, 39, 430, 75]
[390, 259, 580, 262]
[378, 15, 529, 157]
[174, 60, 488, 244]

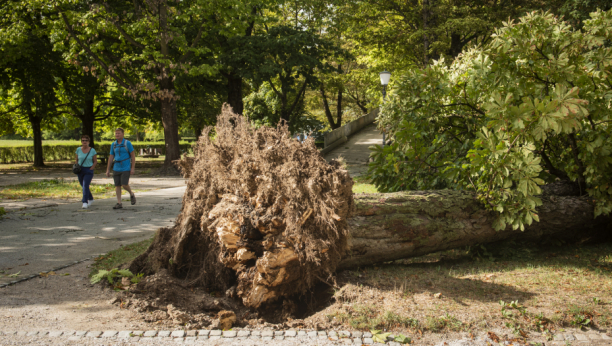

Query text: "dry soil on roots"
[130, 105, 354, 314]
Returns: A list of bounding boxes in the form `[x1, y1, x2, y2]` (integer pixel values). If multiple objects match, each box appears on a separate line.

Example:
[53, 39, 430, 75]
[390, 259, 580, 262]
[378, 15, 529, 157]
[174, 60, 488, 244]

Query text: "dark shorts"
[113, 171, 131, 186]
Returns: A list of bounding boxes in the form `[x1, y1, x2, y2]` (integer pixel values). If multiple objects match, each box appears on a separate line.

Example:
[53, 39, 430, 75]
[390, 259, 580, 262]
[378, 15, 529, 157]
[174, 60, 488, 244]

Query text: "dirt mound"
[131, 104, 354, 311]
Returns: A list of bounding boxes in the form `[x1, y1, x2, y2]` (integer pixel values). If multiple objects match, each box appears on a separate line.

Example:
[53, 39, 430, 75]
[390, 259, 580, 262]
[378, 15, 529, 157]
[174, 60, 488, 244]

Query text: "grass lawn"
[0, 178, 145, 200]
[319, 240, 612, 339]
[353, 175, 378, 194]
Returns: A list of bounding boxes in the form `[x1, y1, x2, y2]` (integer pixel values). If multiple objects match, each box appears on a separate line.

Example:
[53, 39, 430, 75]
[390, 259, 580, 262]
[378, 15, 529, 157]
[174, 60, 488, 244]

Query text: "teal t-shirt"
[110, 139, 134, 172]
[75, 147, 97, 167]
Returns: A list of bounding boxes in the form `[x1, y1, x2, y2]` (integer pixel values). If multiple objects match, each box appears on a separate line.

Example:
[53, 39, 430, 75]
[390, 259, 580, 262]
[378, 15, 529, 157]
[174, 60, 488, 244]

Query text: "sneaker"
[130, 194, 136, 205]
[87, 200, 93, 207]
[82, 203, 88, 209]
[113, 203, 123, 209]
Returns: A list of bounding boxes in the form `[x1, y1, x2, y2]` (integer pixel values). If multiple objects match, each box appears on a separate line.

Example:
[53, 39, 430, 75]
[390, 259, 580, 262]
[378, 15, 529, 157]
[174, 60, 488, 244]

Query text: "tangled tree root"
[131, 105, 354, 309]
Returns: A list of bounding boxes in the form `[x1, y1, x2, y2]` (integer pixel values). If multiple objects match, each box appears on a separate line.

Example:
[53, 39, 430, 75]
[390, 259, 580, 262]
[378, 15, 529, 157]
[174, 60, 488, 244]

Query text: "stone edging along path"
[1, 329, 612, 345]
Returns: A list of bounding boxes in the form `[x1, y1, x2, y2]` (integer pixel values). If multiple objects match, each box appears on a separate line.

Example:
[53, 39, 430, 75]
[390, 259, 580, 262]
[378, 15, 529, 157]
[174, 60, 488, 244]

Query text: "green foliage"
[0, 141, 192, 164]
[0, 207, 6, 218]
[372, 10, 612, 230]
[371, 330, 391, 343]
[90, 268, 134, 285]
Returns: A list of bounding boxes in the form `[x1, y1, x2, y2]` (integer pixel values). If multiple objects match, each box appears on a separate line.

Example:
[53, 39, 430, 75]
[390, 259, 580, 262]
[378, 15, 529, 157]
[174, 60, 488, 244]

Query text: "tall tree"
[0, 0, 67, 166]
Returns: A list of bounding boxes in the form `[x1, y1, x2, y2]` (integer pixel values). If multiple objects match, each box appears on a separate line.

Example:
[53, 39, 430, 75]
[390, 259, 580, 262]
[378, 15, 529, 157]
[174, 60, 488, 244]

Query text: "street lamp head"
[379, 70, 391, 86]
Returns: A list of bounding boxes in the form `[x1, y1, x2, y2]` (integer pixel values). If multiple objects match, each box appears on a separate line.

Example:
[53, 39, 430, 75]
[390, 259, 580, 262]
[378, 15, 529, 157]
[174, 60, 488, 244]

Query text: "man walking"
[106, 128, 136, 209]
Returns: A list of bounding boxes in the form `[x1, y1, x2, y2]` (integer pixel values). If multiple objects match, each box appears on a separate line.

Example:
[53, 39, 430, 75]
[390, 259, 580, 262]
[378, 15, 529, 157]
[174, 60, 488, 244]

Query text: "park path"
[0, 186, 185, 285]
[323, 124, 381, 177]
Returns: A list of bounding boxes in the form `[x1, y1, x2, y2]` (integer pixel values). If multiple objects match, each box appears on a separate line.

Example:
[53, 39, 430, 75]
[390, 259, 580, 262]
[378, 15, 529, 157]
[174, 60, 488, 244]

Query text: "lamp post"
[379, 70, 391, 147]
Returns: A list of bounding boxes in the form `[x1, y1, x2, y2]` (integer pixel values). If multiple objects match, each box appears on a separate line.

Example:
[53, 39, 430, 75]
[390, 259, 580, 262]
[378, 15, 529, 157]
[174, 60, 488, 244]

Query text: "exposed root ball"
[132, 105, 354, 308]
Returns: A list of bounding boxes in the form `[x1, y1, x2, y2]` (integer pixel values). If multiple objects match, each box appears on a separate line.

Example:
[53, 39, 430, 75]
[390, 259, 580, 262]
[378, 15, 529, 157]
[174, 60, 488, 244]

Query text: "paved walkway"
[0, 187, 185, 285]
[323, 124, 381, 177]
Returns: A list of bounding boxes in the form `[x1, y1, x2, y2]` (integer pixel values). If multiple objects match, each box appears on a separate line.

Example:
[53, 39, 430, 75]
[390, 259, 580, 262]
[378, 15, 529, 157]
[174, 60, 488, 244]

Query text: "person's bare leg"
[122, 184, 134, 196]
[115, 186, 122, 204]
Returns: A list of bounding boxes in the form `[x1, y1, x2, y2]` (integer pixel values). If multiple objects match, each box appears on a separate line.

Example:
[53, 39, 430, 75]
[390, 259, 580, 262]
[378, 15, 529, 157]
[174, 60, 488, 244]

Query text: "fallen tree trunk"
[340, 190, 612, 269]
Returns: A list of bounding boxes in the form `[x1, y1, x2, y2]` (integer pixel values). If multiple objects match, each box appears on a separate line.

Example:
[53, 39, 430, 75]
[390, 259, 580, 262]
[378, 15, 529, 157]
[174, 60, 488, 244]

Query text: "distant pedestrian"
[105, 128, 136, 209]
[75, 135, 97, 209]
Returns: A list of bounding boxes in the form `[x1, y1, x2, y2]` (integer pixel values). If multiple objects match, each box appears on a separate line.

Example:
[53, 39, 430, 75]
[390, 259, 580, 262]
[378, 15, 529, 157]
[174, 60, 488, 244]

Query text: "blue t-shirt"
[110, 139, 134, 172]
[75, 147, 97, 167]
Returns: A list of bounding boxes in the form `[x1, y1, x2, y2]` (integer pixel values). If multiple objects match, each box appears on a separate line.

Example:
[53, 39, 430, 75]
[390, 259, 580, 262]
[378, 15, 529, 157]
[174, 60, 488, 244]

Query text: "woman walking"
[75, 135, 97, 209]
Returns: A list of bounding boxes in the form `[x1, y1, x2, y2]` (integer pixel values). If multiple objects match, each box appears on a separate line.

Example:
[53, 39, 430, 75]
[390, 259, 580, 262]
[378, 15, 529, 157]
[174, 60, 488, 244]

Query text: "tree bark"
[82, 98, 96, 148]
[30, 115, 44, 167]
[339, 190, 612, 269]
[227, 73, 244, 115]
[160, 77, 181, 169]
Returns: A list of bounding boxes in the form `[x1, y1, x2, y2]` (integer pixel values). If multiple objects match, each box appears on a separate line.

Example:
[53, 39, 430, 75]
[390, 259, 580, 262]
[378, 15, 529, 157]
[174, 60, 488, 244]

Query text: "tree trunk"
[82, 99, 96, 148]
[160, 78, 181, 169]
[227, 73, 244, 115]
[30, 115, 44, 167]
[339, 190, 612, 269]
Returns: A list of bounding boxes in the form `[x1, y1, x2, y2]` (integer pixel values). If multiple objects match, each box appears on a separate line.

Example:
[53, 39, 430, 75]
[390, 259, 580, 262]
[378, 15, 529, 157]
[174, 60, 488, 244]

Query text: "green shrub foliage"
[0, 142, 193, 164]
[371, 10, 612, 231]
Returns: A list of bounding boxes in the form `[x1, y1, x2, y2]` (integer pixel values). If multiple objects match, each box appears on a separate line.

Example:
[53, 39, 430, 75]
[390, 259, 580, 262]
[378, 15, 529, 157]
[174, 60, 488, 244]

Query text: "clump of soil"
[131, 105, 354, 315]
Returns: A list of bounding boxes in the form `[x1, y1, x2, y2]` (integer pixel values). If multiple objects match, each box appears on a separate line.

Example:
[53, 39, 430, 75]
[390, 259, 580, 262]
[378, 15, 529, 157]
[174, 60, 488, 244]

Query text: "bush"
[0, 141, 194, 164]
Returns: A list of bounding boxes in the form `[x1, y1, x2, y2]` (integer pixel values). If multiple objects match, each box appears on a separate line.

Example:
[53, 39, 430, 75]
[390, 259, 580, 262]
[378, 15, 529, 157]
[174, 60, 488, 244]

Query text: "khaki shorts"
[113, 171, 130, 186]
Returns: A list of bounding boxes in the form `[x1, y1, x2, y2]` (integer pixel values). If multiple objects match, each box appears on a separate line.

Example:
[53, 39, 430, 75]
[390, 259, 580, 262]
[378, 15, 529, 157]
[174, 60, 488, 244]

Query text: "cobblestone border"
[1, 329, 611, 345]
[0, 255, 98, 289]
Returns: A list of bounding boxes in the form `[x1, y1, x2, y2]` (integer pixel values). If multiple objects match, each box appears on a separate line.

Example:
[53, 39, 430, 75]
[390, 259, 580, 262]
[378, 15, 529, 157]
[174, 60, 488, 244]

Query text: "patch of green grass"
[353, 182, 378, 194]
[0, 178, 144, 200]
[352, 175, 378, 194]
[89, 237, 154, 277]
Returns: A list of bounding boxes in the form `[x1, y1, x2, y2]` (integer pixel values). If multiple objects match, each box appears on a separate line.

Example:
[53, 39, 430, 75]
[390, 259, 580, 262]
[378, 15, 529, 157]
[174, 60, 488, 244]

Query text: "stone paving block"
[329, 336, 339, 341]
[249, 335, 261, 340]
[285, 330, 297, 337]
[328, 331, 338, 337]
[130, 337, 140, 342]
[102, 331, 118, 338]
[223, 331, 237, 338]
[363, 332, 373, 338]
[143, 331, 157, 337]
[185, 336, 197, 341]
[186, 330, 197, 337]
[197, 336, 208, 341]
[16, 332, 27, 337]
[75, 331, 87, 337]
[565, 334, 576, 341]
[251, 331, 261, 336]
[171, 330, 186, 338]
[307, 331, 317, 337]
[198, 330, 210, 336]
[26, 331, 39, 337]
[297, 331, 307, 336]
[553, 334, 564, 341]
[262, 336, 273, 341]
[48, 331, 63, 337]
[274, 336, 285, 340]
[318, 331, 327, 336]
[173, 337, 184, 342]
[352, 331, 363, 338]
[575, 334, 588, 341]
[262, 330, 274, 337]
[133, 331, 144, 336]
[602, 334, 612, 340]
[210, 330, 222, 336]
[158, 331, 171, 337]
[388, 342, 401, 346]
[118, 331, 132, 338]
[589, 333, 602, 339]
[274, 331, 284, 336]
[339, 339, 352, 345]
[86, 331, 102, 338]
[363, 337, 374, 344]
[67, 336, 82, 341]
[339, 331, 351, 338]
[353, 338, 363, 344]
[237, 331, 250, 337]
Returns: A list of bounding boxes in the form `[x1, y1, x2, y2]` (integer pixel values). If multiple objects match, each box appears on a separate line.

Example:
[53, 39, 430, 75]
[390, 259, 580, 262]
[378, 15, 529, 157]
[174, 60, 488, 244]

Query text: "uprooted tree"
[130, 106, 612, 315]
